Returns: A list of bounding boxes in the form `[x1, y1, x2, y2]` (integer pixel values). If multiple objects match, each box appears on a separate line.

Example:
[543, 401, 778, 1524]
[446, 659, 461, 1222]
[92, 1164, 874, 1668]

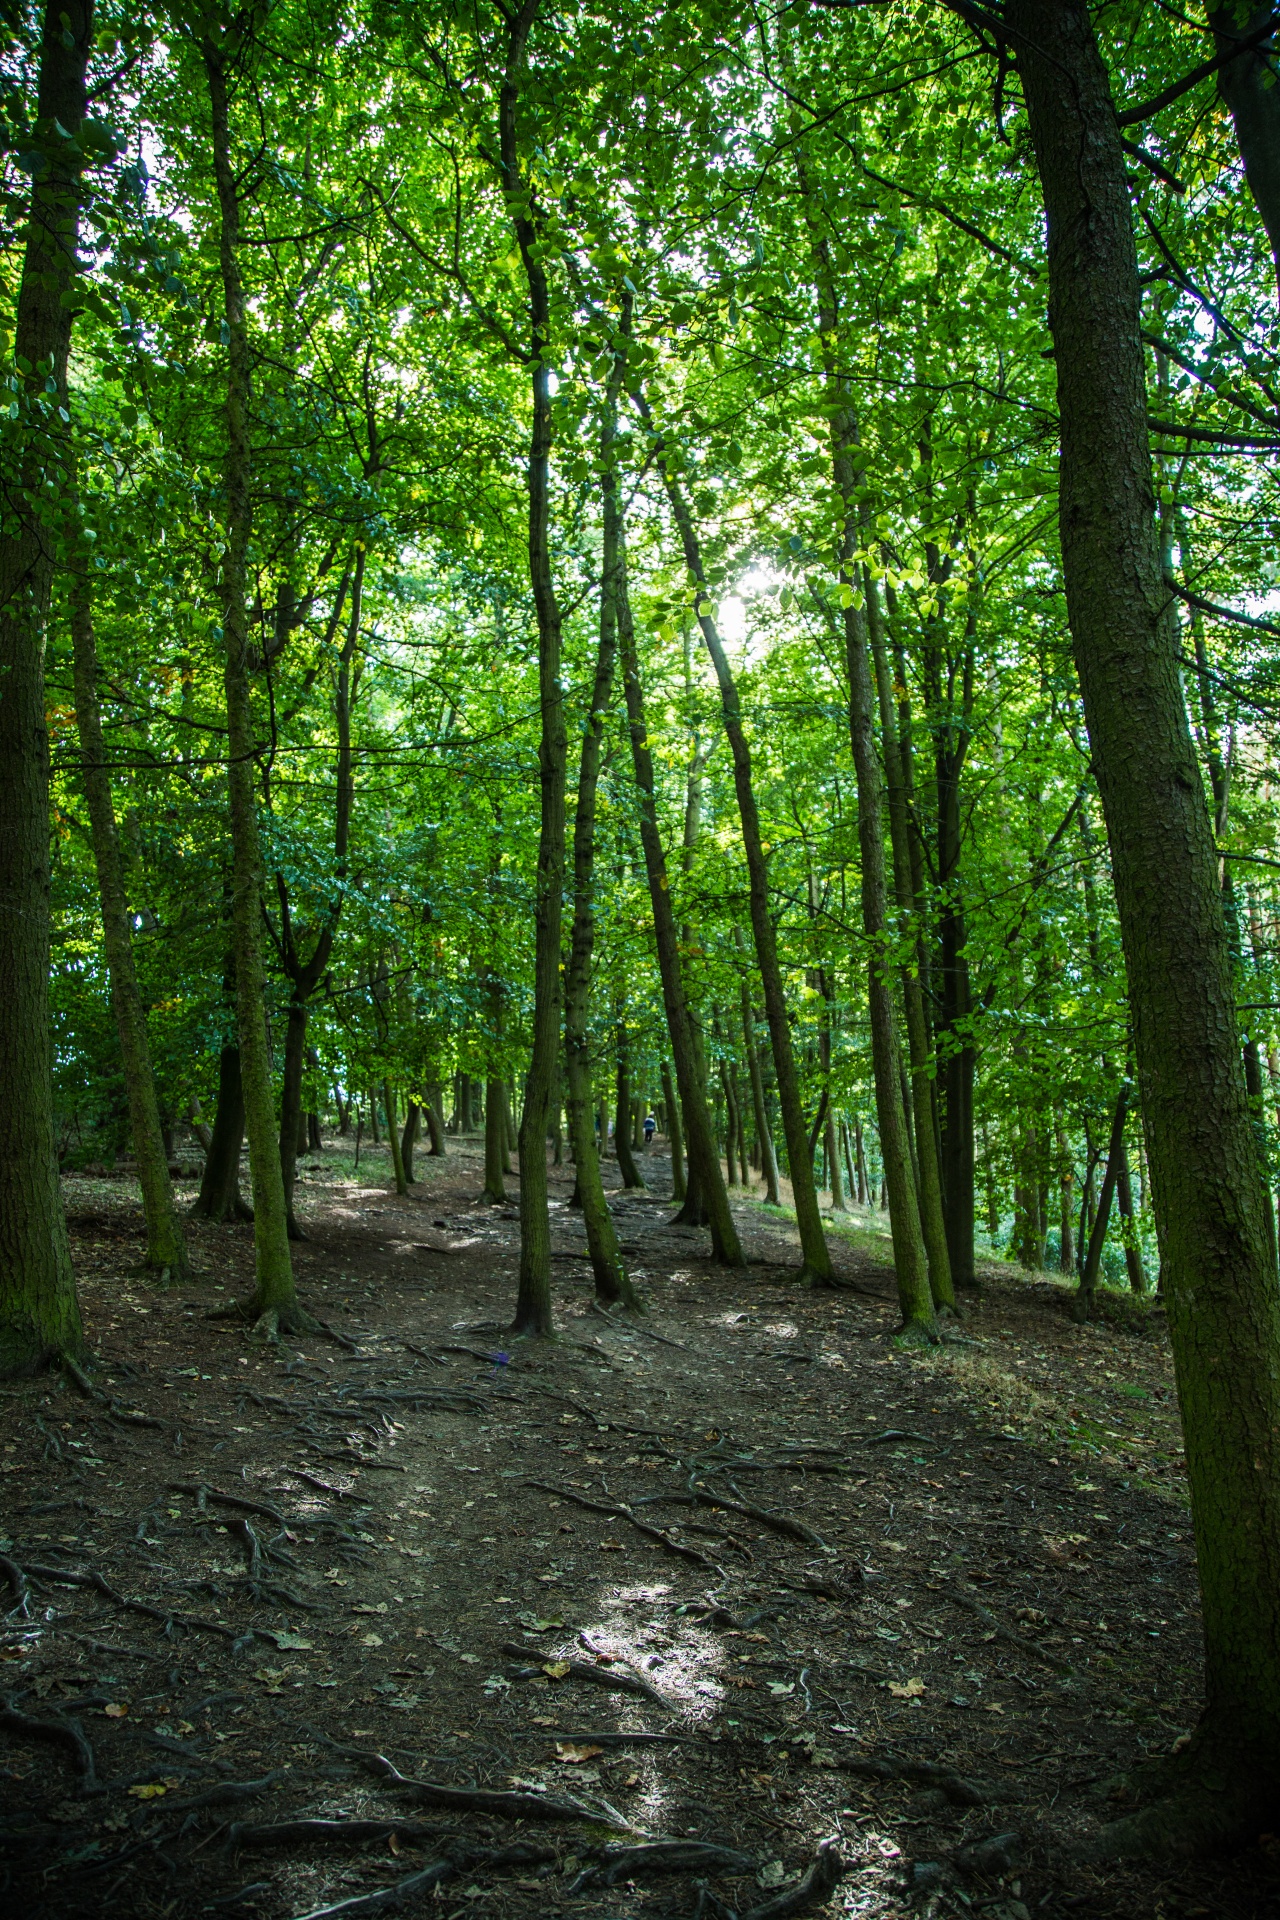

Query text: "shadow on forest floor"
[0, 1139, 1271, 1919]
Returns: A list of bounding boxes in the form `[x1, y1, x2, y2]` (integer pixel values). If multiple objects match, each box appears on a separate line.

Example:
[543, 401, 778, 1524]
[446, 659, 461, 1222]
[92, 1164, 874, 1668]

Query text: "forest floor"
[1, 1139, 1274, 1920]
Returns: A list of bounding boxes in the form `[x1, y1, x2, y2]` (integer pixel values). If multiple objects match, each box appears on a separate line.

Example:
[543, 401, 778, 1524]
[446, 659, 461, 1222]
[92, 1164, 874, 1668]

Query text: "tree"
[1009, 0, 1280, 1848]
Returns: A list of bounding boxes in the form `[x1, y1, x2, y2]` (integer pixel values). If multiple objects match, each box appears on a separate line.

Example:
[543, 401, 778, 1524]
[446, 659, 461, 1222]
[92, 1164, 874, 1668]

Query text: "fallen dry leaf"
[103, 1703, 128, 1719]
[542, 1660, 571, 1678]
[128, 1783, 167, 1799]
[888, 1677, 926, 1699]
[555, 1741, 604, 1764]
[598, 1539, 624, 1552]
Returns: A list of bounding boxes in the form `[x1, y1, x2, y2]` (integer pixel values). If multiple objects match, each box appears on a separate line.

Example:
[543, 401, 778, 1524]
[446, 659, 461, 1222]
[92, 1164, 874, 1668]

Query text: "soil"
[1, 1138, 1274, 1920]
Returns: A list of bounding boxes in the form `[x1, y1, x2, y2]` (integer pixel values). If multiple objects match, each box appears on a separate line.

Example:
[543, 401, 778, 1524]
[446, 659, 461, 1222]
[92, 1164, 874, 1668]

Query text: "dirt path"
[0, 1142, 1270, 1918]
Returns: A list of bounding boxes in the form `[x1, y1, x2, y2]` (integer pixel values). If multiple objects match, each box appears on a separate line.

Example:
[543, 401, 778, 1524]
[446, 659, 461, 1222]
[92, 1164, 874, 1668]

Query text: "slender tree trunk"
[661, 1058, 686, 1202]
[1057, 1117, 1076, 1275]
[424, 1086, 446, 1158]
[384, 1081, 408, 1197]
[483, 1078, 506, 1204]
[501, 5, 563, 1337]
[278, 1001, 309, 1239]
[70, 571, 187, 1279]
[1012, 0, 1280, 1833]
[1116, 1140, 1147, 1294]
[739, 969, 781, 1206]
[401, 1101, 419, 1185]
[615, 1028, 646, 1191]
[192, 1043, 252, 1223]
[205, 34, 301, 1332]
[841, 578, 934, 1336]
[718, 1059, 738, 1188]
[646, 442, 828, 1282]
[868, 591, 955, 1308]
[617, 503, 741, 1264]
[0, 0, 93, 1372]
[562, 354, 638, 1306]
[1079, 1082, 1130, 1304]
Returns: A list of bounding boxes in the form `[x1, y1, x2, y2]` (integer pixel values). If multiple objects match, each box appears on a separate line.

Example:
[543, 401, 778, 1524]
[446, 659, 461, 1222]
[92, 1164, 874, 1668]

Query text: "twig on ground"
[319, 1739, 626, 1824]
[524, 1480, 717, 1569]
[501, 1641, 669, 1707]
[938, 1583, 1077, 1678]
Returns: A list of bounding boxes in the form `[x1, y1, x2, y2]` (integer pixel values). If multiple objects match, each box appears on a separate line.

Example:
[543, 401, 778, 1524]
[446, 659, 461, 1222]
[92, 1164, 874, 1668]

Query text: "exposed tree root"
[501, 1640, 669, 1707]
[938, 1582, 1077, 1678]
[0, 1693, 101, 1792]
[741, 1839, 845, 1920]
[570, 1840, 753, 1890]
[311, 1738, 627, 1825]
[290, 1843, 555, 1920]
[525, 1478, 717, 1569]
[1084, 1737, 1280, 1860]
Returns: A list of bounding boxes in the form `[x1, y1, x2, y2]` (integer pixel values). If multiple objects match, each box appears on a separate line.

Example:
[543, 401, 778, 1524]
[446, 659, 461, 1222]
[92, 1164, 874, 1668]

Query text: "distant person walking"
[643, 1112, 656, 1151]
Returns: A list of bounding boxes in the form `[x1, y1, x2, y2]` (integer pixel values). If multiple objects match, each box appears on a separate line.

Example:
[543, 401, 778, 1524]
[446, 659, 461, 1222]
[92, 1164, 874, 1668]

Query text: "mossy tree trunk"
[660, 1058, 686, 1202]
[0, 0, 92, 1374]
[1012, 0, 1280, 1840]
[70, 570, 187, 1280]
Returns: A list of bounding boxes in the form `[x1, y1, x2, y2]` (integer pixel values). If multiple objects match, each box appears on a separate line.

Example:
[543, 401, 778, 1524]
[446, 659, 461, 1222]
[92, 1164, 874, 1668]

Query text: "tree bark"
[615, 1027, 647, 1191]
[500, 1, 563, 1337]
[1079, 1081, 1130, 1304]
[204, 32, 302, 1333]
[70, 570, 187, 1279]
[739, 966, 781, 1206]
[0, 0, 93, 1373]
[562, 349, 639, 1305]
[661, 1058, 686, 1202]
[384, 1082, 408, 1197]
[646, 440, 830, 1283]
[869, 589, 955, 1307]
[191, 1041, 252, 1222]
[483, 1078, 507, 1202]
[1207, 3, 1280, 298]
[1011, 0, 1280, 1834]
[401, 1101, 419, 1185]
[617, 532, 741, 1264]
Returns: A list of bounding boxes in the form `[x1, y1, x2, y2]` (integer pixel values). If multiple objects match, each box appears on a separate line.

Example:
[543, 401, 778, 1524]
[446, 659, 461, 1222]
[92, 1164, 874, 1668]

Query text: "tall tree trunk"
[70, 571, 187, 1279]
[1056, 1117, 1076, 1275]
[661, 1058, 686, 1202]
[840, 578, 934, 1337]
[869, 592, 956, 1308]
[0, 0, 92, 1373]
[424, 1087, 446, 1157]
[277, 553, 358, 1239]
[1116, 1140, 1147, 1294]
[204, 32, 303, 1334]
[718, 1059, 738, 1188]
[500, 3, 564, 1337]
[1207, 3, 1280, 297]
[483, 1079, 506, 1204]
[191, 1043, 252, 1222]
[646, 441, 829, 1283]
[1079, 1081, 1130, 1305]
[562, 351, 639, 1306]
[384, 1082, 408, 1197]
[739, 967, 781, 1206]
[615, 1027, 646, 1191]
[1011, 0, 1280, 1837]
[401, 1101, 419, 1185]
[617, 508, 741, 1265]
